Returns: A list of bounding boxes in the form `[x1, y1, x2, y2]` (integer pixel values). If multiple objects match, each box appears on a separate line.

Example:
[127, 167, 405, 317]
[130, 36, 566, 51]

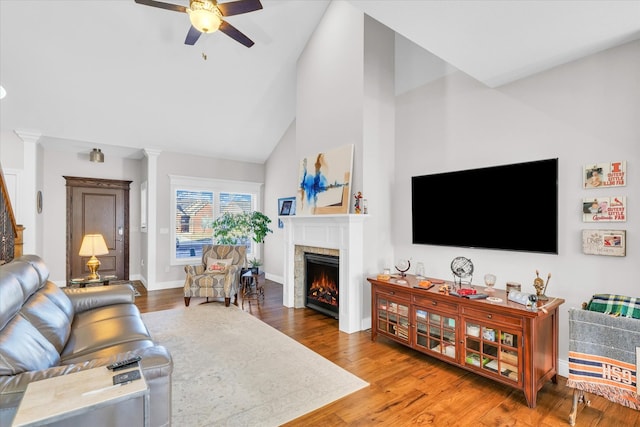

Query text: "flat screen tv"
[411, 158, 558, 254]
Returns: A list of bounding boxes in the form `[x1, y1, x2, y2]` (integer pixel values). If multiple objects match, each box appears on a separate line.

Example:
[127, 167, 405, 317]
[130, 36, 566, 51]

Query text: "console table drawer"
[376, 286, 410, 302]
[413, 295, 458, 314]
[462, 307, 522, 328]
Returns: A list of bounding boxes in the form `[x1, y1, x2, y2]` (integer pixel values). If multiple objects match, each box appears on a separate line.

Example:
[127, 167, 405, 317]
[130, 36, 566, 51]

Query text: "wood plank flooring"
[135, 279, 638, 426]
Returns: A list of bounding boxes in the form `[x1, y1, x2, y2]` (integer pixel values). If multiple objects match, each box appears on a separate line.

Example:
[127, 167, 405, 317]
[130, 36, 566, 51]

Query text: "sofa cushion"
[0, 260, 40, 304]
[0, 271, 24, 331]
[0, 315, 60, 375]
[19, 290, 72, 353]
[61, 305, 153, 361]
[16, 255, 50, 289]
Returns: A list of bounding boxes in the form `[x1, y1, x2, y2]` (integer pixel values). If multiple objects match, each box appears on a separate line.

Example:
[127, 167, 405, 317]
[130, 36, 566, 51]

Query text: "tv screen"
[411, 158, 558, 254]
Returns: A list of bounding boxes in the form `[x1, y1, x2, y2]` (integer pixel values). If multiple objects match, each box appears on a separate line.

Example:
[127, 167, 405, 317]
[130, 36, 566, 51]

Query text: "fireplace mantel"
[282, 214, 369, 333]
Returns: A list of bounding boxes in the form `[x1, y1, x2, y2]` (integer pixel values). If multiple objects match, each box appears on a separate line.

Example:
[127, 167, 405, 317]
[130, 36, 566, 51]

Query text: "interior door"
[65, 176, 131, 281]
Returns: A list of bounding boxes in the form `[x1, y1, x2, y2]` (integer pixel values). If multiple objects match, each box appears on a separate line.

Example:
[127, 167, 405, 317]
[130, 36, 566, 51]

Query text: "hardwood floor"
[135, 280, 638, 426]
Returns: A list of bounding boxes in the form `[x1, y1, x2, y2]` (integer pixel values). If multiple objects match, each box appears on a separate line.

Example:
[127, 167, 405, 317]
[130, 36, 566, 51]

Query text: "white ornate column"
[14, 129, 41, 254]
[143, 148, 161, 290]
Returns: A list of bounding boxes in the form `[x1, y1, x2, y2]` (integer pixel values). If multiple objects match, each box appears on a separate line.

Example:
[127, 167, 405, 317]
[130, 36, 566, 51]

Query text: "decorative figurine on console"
[533, 270, 551, 301]
[354, 191, 363, 214]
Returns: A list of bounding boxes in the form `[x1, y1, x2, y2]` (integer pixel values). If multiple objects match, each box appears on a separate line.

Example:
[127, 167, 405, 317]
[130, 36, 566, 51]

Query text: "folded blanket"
[586, 293, 640, 319]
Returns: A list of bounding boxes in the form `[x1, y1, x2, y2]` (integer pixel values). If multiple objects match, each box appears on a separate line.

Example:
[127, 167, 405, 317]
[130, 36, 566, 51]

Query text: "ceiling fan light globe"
[188, 1, 222, 34]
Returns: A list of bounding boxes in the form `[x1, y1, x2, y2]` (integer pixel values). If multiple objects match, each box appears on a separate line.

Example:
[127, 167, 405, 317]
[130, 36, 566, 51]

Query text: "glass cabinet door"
[463, 320, 520, 383]
[414, 308, 456, 359]
[377, 297, 410, 341]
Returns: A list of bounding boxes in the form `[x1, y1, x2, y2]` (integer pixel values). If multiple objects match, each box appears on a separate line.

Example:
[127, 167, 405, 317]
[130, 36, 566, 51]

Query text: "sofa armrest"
[0, 346, 172, 425]
[63, 285, 136, 313]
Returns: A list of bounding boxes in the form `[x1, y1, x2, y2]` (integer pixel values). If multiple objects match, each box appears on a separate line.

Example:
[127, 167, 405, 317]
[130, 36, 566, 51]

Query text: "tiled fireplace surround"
[282, 214, 367, 333]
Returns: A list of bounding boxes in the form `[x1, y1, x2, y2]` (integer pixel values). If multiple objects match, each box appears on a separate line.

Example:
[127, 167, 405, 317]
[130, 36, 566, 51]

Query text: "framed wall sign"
[582, 229, 626, 257]
[583, 161, 626, 188]
[582, 196, 626, 222]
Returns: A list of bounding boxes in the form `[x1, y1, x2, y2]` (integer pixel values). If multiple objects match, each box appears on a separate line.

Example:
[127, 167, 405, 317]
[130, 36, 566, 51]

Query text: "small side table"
[12, 366, 149, 427]
[69, 275, 117, 288]
[240, 270, 264, 310]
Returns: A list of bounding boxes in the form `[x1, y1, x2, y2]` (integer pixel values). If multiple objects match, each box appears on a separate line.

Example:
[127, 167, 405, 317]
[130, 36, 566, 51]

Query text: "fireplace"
[304, 253, 339, 319]
[282, 214, 368, 333]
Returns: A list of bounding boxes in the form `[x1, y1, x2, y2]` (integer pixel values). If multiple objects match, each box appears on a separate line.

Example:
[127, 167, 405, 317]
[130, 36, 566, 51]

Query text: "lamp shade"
[79, 234, 109, 256]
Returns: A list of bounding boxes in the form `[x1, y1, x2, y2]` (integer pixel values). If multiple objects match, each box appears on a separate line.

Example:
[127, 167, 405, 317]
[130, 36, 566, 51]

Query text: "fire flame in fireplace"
[308, 271, 338, 306]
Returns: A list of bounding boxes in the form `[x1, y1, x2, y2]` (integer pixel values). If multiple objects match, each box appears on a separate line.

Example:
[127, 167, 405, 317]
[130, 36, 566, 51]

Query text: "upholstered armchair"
[184, 245, 247, 307]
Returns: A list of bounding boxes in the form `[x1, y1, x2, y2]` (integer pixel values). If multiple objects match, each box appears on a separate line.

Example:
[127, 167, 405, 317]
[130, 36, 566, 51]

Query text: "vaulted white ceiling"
[1, 1, 639, 163]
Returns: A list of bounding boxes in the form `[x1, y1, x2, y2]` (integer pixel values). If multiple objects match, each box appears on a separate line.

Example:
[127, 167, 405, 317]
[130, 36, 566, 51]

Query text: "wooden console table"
[367, 274, 564, 408]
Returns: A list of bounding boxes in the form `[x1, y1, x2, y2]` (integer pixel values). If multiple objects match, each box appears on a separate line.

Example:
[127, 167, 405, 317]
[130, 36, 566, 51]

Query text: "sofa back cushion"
[0, 315, 61, 375]
[0, 256, 70, 375]
[20, 283, 73, 352]
[0, 259, 41, 309]
[0, 273, 61, 375]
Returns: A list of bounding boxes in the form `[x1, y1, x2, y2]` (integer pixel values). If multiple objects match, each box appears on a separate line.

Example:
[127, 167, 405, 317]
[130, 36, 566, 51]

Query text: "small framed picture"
[278, 197, 296, 216]
[582, 229, 626, 257]
[502, 332, 514, 347]
[280, 200, 292, 215]
[583, 161, 626, 188]
[277, 197, 296, 229]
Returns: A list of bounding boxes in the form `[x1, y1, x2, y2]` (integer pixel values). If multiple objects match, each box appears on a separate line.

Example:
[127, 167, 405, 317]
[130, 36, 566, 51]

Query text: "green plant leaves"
[211, 211, 273, 244]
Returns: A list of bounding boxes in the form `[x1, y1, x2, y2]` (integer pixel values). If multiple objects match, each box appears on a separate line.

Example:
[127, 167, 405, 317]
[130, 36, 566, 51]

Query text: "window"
[170, 176, 263, 264]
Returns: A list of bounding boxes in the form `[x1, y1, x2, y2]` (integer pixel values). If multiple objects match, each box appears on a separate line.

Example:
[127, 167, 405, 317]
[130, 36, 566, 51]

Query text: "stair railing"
[0, 164, 24, 264]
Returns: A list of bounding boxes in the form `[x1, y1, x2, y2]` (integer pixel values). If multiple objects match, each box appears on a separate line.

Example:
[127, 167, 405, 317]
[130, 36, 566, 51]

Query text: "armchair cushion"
[206, 257, 234, 273]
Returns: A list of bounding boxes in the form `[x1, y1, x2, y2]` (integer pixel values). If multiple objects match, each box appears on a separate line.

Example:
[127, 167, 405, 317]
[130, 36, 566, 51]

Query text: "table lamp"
[79, 234, 109, 280]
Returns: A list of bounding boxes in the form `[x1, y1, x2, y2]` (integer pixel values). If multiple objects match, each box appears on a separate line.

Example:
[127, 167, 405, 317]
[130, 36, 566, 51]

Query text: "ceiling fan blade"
[184, 26, 202, 45]
[217, 0, 263, 17]
[134, 0, 187, 13]
[219, 20, 255, 47]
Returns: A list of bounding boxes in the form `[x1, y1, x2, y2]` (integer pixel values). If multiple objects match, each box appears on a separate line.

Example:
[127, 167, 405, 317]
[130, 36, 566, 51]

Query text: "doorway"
[65, 176, 131, 281]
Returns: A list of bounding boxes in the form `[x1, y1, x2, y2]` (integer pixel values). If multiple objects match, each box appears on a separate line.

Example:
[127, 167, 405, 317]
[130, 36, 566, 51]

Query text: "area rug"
[141, 304, 368, 426]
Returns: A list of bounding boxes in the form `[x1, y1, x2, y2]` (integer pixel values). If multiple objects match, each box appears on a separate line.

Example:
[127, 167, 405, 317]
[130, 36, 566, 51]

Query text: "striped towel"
[567, 308, 640, 410]
[567, 351, 639, 410]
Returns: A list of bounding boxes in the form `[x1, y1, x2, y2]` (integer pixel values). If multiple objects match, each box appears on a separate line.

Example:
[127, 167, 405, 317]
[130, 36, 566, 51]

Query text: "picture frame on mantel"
[278, 196, 296, 228]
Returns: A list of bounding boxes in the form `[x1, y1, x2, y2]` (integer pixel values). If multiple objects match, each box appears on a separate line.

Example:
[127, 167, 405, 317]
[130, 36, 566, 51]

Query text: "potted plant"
[248, 258, 262, 274]
[210, 211, 273, 245]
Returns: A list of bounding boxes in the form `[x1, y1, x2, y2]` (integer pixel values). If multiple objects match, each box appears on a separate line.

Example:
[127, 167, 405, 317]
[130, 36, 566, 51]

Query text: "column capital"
[143, 148, 162, 158]
[14, 129, 42, 144]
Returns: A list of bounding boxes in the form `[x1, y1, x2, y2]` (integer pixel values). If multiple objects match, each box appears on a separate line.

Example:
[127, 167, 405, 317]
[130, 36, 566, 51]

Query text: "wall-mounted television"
[411, 158, 558, 254]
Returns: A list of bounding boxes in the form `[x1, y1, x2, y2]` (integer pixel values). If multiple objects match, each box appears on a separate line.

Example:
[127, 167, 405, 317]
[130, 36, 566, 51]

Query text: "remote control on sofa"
[107, 355, 141, 371]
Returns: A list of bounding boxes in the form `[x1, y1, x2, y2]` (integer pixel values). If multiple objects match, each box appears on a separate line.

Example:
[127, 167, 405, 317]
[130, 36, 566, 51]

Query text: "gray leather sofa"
[0, 255, 173, 426]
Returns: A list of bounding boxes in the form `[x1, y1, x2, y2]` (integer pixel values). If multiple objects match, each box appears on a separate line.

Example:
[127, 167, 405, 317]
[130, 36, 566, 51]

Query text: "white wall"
[263, 120, 297, 283]
[393, 39, 640, 364]
[149, 150, 266, 289]
[38, 149, 142, 284]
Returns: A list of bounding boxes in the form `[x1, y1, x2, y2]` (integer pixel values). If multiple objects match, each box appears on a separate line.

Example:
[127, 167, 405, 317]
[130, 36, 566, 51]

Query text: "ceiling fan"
[135, 0, 263, 47]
